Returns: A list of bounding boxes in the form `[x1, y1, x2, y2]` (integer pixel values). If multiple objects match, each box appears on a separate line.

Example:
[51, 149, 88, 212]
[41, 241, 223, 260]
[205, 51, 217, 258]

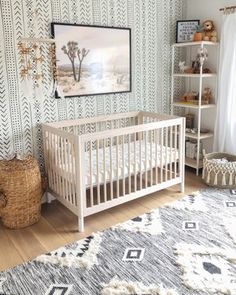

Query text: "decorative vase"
[193, 32, 203, 42]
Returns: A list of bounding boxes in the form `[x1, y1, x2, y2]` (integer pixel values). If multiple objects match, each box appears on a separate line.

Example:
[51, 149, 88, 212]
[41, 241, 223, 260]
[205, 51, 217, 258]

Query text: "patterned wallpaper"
[0, 0, 185, 170]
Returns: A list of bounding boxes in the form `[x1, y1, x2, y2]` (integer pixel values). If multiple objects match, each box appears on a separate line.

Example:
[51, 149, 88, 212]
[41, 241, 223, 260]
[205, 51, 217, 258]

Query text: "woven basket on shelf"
[203, 153, 236, 189]
[0, 156, 42, 229]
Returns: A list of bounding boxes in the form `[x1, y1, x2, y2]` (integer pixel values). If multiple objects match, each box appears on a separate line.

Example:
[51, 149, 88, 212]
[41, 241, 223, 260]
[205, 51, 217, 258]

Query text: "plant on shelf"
[193, 25, 204, 42]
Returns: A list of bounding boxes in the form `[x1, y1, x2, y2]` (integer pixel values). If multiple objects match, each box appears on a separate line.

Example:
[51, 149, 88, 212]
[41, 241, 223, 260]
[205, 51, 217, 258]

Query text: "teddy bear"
[203, 20, 218, 42]
[202, 87, 213, 104]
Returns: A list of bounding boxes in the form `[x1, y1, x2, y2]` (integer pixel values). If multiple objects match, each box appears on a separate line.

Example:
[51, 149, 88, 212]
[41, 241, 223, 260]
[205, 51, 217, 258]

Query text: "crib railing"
[42, 112, 185, 231]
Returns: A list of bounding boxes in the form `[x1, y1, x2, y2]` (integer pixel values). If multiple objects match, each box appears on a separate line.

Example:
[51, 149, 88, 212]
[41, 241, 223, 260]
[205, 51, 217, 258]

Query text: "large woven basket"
[0, 156, 42, 229]
[203, 153, 236, 189]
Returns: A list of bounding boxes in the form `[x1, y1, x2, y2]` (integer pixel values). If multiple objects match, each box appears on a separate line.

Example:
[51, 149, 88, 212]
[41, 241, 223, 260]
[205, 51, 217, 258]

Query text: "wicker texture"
[203, 153, 236, 189]
[0, 156, 42, 229]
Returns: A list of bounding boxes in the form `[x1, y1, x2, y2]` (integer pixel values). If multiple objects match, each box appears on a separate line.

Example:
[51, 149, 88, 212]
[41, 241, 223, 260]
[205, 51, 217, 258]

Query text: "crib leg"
[180, 181, 185, 193]
[78, 216, 84, 232]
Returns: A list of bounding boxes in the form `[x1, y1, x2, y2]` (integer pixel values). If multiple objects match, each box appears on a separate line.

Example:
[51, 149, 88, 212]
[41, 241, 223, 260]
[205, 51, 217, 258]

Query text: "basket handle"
[0, 191, 7, 216]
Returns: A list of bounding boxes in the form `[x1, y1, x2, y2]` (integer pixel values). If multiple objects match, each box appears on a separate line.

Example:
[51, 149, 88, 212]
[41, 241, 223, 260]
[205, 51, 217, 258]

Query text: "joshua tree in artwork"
[77, 48, 89, 82]
[61, 41, 89, 82]
[61, 41, 78, 81]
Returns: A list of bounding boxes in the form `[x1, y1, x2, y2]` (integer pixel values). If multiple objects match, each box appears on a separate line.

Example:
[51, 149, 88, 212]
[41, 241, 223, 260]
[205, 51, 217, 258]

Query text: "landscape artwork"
[51, 23, 131, 97]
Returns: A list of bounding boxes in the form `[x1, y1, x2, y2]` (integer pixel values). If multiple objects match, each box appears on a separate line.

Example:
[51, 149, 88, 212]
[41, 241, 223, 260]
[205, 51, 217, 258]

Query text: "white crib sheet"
[55, 141, 179, 187]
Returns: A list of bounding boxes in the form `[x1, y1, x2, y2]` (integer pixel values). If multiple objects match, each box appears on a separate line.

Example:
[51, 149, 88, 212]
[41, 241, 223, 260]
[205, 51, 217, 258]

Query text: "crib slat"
[55, 135, 61, 196]
[150, 130, 153, 186]
[170, 126, 173, 180]
[62, 138, 68, 202]
[71, 144, 76, 206]
[68, 141, 74, 206]
[96, 139, 100, 205]
[165, 127, 168, 182]
[122, 135, 125, 196]
[116, 136, 119, 198]
[110, 137, 113, 200]
[134, 134, 137, 192]
[160, 128, 164, 183]
[128, 134, 131, 194]
[155, 129, 158, 184]
[61, 137, 66, 199]
[139, 131, 142, 190]
[48, 132, 53, 189]
[174, 125, 177, 178]
[67, 140, 73, 204]
[89, 140, 94, 207]
[103, 138, 107, 203]
[145, 131, 148, 188]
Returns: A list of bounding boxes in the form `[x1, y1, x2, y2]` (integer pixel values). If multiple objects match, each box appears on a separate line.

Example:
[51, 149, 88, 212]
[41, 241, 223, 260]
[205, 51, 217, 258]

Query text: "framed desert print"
[176, 20, 200, 43]
[51, 23, 131, 98]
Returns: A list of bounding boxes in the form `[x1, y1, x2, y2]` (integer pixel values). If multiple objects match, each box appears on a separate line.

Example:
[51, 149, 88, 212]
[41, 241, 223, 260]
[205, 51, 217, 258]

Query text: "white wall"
[186, 0, 235, 36]
[185, 0, 235, 153]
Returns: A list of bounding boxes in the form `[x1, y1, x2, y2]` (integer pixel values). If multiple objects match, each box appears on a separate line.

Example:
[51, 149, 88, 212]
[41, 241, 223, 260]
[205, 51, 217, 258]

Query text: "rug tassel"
[207, 172, 211, 184]
[214, 173, 218, 186]
[222, 173, 226, 186]
[229, 173, 233, 186]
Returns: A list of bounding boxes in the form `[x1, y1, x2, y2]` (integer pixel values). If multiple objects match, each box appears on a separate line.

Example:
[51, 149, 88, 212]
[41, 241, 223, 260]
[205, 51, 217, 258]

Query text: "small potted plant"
[193, 25, 204, 42]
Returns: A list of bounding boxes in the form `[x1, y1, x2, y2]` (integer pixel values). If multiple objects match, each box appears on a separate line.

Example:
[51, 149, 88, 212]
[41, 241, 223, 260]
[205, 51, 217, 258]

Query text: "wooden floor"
[0, 170, 206, 271]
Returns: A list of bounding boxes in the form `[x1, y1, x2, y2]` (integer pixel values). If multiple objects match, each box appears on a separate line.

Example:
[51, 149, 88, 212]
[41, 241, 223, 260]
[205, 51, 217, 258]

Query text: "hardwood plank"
[0, 224, 23, 271]
[5, 226, 46, 262]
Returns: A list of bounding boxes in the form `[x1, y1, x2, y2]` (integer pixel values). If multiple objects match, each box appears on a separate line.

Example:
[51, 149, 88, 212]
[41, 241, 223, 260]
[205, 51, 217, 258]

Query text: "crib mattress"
[54, 141, 179, 187]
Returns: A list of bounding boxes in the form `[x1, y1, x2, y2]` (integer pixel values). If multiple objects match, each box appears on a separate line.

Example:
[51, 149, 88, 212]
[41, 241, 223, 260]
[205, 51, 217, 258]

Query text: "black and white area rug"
[1, 188, 236, 295]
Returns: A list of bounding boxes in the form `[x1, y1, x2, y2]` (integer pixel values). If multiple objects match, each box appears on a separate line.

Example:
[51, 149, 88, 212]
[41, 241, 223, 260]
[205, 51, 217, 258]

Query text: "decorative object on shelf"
[185, 113, 195, 129]
[0, 156, 43, 229]
[203, 20, 218, 42]
[181, 91, 199, 103]
[202, 87, 213, 104]
[186, 128, 210, 135]
[51, 23, 131, 98]
[197, 47, 208, 66]
[178, 61, 191, 73]
[203, 153, 236, 188]
[176, 20, 200, 43]
[193, 25, 204, 42]
[186, 140, 203, 160]
[192, 47, 209, 74]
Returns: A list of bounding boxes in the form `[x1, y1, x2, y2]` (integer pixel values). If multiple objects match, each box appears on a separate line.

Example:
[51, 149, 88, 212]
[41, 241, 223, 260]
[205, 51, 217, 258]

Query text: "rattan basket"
[203, 153, 236, 189]
[0, 156, 42, 229]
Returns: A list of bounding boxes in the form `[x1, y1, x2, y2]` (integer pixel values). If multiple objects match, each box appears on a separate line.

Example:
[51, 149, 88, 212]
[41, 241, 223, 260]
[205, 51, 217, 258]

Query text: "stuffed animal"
[179, 61, 189, 73]
[203, 20, 218, 42]
[202, 87, 213, 104]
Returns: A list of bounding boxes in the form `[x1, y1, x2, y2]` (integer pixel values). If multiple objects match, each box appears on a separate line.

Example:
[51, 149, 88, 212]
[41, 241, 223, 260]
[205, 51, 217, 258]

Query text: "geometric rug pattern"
[0, 188, 236, 294]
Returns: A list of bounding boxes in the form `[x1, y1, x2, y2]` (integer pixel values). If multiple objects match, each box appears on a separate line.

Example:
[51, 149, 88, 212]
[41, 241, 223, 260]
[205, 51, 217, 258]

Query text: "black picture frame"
[51, 22, 132, 98]
[176, 20, 200, 43]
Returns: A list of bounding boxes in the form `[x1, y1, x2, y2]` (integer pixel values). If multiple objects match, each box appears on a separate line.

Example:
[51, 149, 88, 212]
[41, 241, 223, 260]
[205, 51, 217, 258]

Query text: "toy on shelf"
[178, 87, 213, 105]
[203, 20, 218, 42]
[178, 47, 212, 75]
[180, 91, 199, 104]
[178, 61, 192, 73]
[192, 47, 211, 74]
[202, 87, 213, 104]
[185, 113, 195, 129]
[193, 25, 204, 42]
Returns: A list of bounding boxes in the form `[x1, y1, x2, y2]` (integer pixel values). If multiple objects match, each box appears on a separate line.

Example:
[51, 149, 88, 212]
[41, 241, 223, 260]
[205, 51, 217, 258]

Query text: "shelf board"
[173, 41, 219, 47]
[185, 132, 214, 140]
[185, 157, 203, 169]
[173, 73, 217, 78]
[173, 102, 216, 109]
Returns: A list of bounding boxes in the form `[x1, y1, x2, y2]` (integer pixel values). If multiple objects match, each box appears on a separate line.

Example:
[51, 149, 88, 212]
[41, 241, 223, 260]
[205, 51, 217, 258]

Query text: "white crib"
[42, 111, 185, 232]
